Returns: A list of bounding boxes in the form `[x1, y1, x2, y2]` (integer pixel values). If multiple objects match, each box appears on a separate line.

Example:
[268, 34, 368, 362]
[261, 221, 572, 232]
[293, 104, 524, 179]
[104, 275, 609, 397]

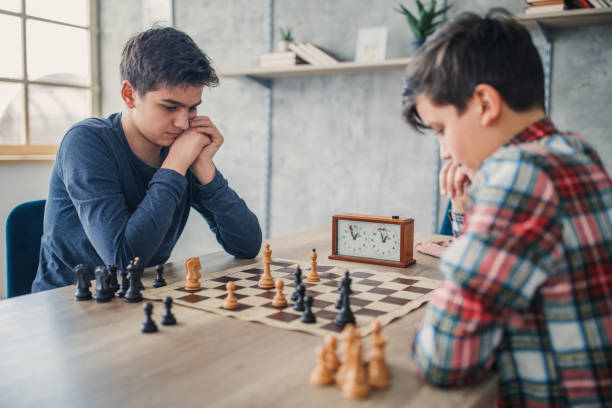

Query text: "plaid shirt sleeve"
[413, 148, 564, 386]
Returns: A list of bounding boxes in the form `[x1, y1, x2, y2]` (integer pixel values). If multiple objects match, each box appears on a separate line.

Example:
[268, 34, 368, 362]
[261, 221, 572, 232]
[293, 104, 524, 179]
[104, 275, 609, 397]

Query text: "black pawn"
[117, 268, 129, 298]
[153, 264, 167, 288]
[107, 265, 120, 292]
[293, 283, 306, 311]
[290, 266, 303, 302]
[133, 257, 145, 291]
[161, 296, 177, 326]
[124, 268, 143, 303]
[335, 285, 356, 326]
[300, 295, 316, 324]
[141, 302, 158, 333]
[74, 264, 92, 301]
[94, 266, 113, 303]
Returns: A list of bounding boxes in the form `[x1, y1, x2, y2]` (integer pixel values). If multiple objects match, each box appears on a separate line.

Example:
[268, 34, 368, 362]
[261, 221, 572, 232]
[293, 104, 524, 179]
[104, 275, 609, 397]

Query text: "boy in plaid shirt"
[402, 9, 612, 407]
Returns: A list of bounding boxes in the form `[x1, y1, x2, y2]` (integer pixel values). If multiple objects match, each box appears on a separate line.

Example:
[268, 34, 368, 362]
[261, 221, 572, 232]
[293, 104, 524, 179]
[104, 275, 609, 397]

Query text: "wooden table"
[0, 227, 497, 408]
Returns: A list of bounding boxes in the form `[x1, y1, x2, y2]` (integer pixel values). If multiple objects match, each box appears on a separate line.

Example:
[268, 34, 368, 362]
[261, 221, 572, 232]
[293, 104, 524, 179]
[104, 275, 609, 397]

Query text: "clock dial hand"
[378, 227, 389, 243]
[349, 225, 359, 240]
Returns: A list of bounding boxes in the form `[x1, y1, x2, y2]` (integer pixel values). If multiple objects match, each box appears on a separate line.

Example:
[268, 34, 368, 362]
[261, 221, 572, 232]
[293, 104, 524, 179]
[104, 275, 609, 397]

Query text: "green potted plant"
[278, 27, 294, 52]
[395, 0, 452, 51]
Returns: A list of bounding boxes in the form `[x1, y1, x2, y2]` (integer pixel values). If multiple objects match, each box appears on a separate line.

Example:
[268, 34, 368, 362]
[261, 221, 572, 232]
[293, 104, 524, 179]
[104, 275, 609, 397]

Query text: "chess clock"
[329, 214, 416, 268]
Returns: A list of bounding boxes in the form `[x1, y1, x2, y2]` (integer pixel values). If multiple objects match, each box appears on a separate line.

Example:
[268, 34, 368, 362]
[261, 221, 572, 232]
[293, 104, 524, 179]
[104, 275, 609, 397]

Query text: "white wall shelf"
[218, 58, 412, 79]
[515, 7, 612, 29]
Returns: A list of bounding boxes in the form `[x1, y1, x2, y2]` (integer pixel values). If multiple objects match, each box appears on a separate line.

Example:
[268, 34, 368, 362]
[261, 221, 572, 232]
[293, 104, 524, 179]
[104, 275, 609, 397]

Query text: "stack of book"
[525, 0, 610, 13]
[287, 43, 339, 66]
[524, 0, 566, 14]
[259, 52, 304, 67]
[570, 0, 611, 7]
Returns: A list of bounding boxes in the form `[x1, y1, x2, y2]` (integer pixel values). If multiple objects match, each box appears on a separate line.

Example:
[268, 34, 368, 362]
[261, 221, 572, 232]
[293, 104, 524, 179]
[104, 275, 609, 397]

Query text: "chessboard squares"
[353, 308, 386, 317]
[235, 286, 271, 297]
[271, 261, 295, 267]
[239, 267, 264, 275]
[392, 277, 419, 285]
[347, 297, 373, 308]
[316, 309, 338, 320]
[307, 284, 339, 294]
[376, 281, 412, 291]
[177, 293, 210, 303]
[349, 291, 389, 303]
[266, 311, 301, 323]
[362, 300, 402, 313]
[320, 322, 346, 333]
[211, 276, 242, 283]
[367, 287, 396, 295]
[357, 279, 382, 287]
[256, 291, 276, 299]
[274, 267, 296, 273]
[311, 298, 334, 309]
[403, 285, 435, 294]
[378, 296, 412, 306]
[350, 271, 375, 279]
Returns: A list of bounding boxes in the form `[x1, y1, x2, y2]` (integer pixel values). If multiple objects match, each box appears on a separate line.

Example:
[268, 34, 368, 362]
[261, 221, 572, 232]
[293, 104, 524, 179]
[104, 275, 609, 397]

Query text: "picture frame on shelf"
[354, 27, 388, 62]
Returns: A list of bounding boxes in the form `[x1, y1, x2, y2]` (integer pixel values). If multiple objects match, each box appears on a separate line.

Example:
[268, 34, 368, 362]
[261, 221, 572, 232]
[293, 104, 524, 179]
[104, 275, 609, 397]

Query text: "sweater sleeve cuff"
[194, 168, 226, 197]
[151, 168, 188, 197]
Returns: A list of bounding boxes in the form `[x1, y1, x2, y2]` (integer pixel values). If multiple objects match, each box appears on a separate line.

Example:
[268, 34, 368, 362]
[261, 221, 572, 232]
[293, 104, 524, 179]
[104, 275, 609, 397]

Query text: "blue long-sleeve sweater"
[32, 113, 262, 292]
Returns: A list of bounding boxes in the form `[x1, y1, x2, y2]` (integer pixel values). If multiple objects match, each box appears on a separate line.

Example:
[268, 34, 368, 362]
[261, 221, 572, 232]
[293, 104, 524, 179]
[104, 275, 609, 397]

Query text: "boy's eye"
[163, 105, 177, 111]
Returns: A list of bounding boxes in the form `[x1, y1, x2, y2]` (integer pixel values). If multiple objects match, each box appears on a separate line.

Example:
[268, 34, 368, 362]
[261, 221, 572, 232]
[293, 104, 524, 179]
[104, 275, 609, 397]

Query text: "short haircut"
[120, 26, 219, 94]
[402, 8, 545, 131]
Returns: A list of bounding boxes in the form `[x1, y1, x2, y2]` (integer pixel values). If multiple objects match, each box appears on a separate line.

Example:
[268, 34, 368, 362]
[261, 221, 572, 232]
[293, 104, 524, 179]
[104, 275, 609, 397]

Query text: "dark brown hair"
[402, 8, 545, 131]
[120, 26, 219, 94]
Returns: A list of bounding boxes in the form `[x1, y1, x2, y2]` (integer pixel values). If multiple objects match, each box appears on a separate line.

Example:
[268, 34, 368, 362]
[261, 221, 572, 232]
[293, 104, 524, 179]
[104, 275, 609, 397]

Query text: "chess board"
[142, 259, 441, 337]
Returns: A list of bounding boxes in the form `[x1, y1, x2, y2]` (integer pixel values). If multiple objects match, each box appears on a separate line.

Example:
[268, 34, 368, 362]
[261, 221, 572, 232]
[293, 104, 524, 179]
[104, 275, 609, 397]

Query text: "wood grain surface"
[0, 227, 497, 408]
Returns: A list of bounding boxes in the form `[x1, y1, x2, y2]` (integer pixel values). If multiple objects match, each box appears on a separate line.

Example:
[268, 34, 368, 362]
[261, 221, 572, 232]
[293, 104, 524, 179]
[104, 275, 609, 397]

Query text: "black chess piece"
[124, 266, 143, 303]
[74, 264, 92, 301]
[300, 295, 316, 324]
[335, 270, 353, 309]
[107, 265, 120, 292]
[293, 283, 306, 311]
[335, 278, 356, 326]
[153, 264, 167, 288]
[93, 266, 113, 303]
[335, 285, 344, 310]
[141, 302, 158, 333]
[290, 266, 303, 302]
[133, 257, 145, 291]
[161, 296, 177, 326]
[117, 268, 129, 298]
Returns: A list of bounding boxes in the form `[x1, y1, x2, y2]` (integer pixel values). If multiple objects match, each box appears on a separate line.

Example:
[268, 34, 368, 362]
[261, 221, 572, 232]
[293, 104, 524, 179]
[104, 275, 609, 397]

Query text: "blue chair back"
[440, 200, 452, 236]
[6, 200, 45, 298]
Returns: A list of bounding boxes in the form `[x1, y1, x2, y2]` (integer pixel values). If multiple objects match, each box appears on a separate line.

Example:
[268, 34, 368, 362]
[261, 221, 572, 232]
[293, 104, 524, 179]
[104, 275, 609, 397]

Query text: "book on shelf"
[288, 42, 339, 66]
[524, 3, 566, 13]
[259, 51, 305, 67]
[525, 0, 564, 4]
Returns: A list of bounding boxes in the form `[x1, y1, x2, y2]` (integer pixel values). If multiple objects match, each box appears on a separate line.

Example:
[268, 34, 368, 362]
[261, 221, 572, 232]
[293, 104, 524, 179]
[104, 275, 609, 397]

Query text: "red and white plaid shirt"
[413, 119, 612, 407]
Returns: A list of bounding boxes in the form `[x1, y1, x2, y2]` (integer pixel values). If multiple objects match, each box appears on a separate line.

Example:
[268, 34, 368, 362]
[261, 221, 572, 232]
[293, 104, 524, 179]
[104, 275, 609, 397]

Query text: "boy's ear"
[121, 80, 137, 108]
[473, 84, 502, 127]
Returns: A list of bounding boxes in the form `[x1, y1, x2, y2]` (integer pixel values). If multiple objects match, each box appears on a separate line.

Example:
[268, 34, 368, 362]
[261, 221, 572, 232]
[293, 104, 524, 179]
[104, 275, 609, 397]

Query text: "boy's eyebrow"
[161, 98, 202, 109]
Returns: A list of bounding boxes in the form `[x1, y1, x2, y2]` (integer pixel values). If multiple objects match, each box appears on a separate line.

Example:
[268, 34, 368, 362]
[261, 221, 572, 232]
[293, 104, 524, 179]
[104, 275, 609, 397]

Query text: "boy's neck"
[120, 111, 163, 167]
[498, 106, 548, 145]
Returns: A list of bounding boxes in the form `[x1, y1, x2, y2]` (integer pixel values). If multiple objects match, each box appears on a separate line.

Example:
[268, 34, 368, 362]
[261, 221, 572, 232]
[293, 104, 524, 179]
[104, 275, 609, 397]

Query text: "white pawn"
[272, 279, 287, 307]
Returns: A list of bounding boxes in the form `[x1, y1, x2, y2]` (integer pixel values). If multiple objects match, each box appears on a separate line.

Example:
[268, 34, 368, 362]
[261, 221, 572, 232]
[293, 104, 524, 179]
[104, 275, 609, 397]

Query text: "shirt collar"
[507, 117, 558, 146]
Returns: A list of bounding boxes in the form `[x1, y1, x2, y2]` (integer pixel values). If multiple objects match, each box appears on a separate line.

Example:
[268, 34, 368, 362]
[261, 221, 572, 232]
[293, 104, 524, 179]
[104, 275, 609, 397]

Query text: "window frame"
[0, 0, 100, 161]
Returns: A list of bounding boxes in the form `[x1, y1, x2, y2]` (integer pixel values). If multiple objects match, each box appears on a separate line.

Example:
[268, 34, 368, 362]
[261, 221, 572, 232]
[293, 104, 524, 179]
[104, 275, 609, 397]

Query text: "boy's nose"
[175, 113, 189, 130]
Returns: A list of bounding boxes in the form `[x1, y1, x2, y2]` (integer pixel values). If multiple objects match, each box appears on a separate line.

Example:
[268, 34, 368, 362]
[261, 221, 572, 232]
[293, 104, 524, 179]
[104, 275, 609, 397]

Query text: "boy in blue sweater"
[32, 27, 262, 292]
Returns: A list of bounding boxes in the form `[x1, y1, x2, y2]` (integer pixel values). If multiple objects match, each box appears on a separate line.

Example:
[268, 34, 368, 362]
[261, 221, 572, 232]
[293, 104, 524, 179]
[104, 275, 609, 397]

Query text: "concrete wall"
[2, 0, 611, 298]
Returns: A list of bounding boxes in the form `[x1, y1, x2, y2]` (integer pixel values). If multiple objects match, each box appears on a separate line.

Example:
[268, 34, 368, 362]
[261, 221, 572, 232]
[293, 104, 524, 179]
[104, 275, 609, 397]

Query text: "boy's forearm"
[191, 170, 262, 258]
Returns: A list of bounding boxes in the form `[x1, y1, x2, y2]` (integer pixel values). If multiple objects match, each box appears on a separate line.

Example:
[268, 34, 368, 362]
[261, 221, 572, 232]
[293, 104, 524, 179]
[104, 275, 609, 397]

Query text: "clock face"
[336, 219, 401, 262]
